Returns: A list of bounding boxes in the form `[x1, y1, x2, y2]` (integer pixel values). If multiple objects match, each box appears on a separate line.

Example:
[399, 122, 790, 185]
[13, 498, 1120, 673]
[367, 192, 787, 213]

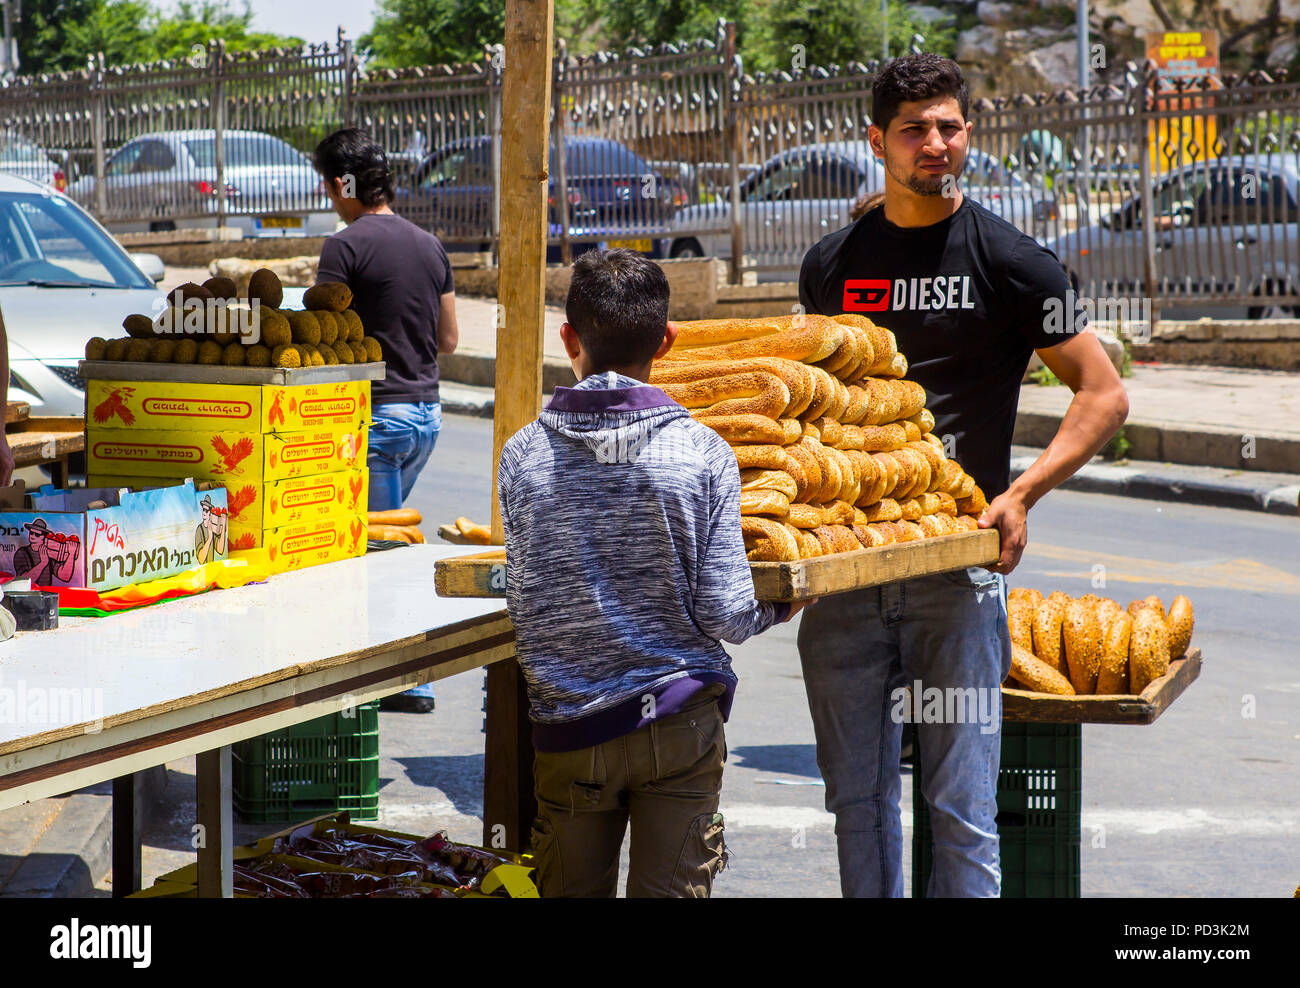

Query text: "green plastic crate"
[233, 702, 380, 823]
[912, 722, 1082, 898]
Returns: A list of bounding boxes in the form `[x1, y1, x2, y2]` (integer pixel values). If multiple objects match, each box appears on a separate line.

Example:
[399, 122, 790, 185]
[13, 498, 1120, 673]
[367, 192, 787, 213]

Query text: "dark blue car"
[392, 135, 678, 259]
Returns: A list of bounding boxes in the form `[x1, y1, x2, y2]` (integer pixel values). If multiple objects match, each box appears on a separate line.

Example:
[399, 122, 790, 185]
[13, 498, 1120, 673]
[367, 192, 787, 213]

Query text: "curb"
[0, 765, 168, 898]
[1010, 454, 1300, 516]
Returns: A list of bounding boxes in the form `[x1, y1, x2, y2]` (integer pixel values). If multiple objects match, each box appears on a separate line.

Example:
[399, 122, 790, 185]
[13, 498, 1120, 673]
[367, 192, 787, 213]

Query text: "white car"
[0, 173, 167, 419]
[67, 129, 336, 239]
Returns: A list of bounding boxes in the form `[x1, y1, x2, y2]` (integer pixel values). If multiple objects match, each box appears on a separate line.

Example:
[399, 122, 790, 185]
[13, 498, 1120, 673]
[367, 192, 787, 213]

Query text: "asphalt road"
[118, 411, 1300, 898]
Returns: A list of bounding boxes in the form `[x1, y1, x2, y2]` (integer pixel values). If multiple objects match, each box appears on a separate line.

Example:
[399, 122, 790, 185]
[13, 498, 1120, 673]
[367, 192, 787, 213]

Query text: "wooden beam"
[483, 656, 536, 853]
[491, 0, 556, 545]
[195, 745, 233, 898]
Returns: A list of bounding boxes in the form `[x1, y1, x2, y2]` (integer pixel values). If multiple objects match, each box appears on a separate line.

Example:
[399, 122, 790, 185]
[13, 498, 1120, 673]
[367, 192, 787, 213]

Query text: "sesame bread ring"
[661, 371, 790, 418]
[669, 316, 784, 348]
[905, 439, 945, 483]
[863, 377, 902, 426]
[1096, 611, 1133, 695]
[801, 419, 821, 442]
[733, 444, 797, 473]
[901, 420, 923, 443]
[1063, 598, 1104, 694]
[1031, 595, 1068, 677]
[678, 318, 844, 364]
[908, 408, 937, 433]
[1010, 643, 1076, 695]
[787, 523, 823, 558]
[894, 520, 925, 542]
[930, 490, 958, 516]
[739, 468, 799, 501]
[825, 447, 859, 503]
[898, 497, 923, 522]
[784, 442, 822, 501]
[813, 325, 863, 377]
[917, 513, 957, 538]
[951, 468, 976, 499]
[951, 514, 980, 532]
[811, 417, 844, 448]
[860, 423, 908, 453]
[740, 489, 791, 519]
[1166, 595, 1194, 659]
[1129, 606, 1171, 693]
[802, 367, 837, 421]
[853, 523, 886, 548]
[778, 418, 803, 445]
[835, 424, 867, 451]
[824, 378, 851, 422]
[936, 459, 965, 495]
[879, 351, 909, 379]
[856, 497, 903, 523]
[694, 413, 787, 445]
[913, 492, 945, 516]
[813, 444, 844, 503]
[956, 488, 989, 517]
[870, 452, 902, 501]
[841, 385, 872, 426]
[822, 499, 856, 526]
[786, 503, 826, 529]
[893, 380, 927, 421]
[742, 516, 800, 562]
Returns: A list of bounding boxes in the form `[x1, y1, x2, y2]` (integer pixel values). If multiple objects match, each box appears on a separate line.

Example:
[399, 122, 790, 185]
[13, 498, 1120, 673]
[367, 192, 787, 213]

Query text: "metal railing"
[0, 25, 1295, 313]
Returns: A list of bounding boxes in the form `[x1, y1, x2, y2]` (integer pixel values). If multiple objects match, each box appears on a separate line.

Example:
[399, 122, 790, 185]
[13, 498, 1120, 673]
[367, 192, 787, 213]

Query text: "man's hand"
[0, 432, 13, 488]
[979, 492, 1028, 574]
[782, 597, 820, 622]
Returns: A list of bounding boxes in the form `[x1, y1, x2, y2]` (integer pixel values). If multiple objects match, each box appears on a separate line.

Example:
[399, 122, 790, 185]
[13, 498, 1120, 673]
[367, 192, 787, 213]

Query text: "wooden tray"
[78, 360, 385, 387]
[1001, 647, 1201, 724]
[6, 417, 85, 466]
[435, 529, 1001, 602]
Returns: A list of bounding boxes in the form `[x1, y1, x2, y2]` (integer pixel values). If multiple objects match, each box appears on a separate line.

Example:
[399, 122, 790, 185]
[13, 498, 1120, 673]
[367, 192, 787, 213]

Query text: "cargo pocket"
[671, 811, 728, 898]
[529, 815, 561, 898]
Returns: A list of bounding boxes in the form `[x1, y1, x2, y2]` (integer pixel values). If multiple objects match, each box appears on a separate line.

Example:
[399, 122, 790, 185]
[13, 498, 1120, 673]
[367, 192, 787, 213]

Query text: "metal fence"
[0, 24, 1295, 313]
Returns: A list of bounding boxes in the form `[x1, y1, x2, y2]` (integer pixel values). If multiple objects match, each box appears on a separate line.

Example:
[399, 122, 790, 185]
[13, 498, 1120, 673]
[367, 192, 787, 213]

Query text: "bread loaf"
[1096, 611, 1133, 695]
[741, 516, 800, 562]
[1010, 643, 1076, 695]
[1129, 607, 1171, 692]
[1166, 595, 1194, 659]
[1031, 596, 1068, 676]
[1062, 598, 1103, 694]
[739, 489, 791, 518]
[1007, 592, 1036, 652]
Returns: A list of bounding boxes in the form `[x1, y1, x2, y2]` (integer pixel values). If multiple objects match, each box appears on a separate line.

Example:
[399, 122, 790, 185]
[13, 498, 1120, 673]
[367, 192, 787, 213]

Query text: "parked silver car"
[1048, 155, 1300, 317]
[669, 142, 1057, 276]
[0, 173, 166, 419]
[67, 129, 336, 238]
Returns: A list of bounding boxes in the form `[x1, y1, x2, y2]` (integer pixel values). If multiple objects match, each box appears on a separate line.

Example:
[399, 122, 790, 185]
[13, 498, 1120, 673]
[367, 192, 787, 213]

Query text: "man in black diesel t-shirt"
[796, 55, 1128, 898]
[314, 128, 460, 713]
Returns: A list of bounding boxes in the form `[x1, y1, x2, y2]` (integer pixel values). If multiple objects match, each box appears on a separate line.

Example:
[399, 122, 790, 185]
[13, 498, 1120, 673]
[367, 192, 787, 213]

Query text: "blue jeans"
[367, 402, 442, 511]
[368, 401, 441, 699]
[796, 567, 1011, 898]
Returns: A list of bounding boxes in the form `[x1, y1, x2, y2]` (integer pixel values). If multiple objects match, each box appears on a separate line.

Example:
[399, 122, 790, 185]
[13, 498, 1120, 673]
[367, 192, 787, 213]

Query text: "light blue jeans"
[368, 401, 442, 699]
[367, 401, 442, 512]
[796, 567, 1011, 898]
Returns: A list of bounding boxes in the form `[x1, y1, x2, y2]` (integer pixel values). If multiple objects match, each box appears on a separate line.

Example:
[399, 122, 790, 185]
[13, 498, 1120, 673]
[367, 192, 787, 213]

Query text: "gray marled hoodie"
[497, 370, 783, 748]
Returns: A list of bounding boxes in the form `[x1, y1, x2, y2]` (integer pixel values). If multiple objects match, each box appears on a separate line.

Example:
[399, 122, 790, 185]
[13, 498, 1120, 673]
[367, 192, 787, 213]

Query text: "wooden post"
[111, 773, 141, 898]
[483, 657, 536, 852]
[195, 745, 233, 898]
[490, 0, 555, 546]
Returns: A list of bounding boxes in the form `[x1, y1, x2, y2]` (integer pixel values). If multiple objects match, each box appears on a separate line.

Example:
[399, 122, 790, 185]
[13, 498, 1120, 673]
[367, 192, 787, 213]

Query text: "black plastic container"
[2, 590, 60, 631]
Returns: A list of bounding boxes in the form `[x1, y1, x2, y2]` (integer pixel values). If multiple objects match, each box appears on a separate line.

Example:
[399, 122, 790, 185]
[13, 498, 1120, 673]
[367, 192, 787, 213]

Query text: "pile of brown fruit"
[85, 268, 384, 369]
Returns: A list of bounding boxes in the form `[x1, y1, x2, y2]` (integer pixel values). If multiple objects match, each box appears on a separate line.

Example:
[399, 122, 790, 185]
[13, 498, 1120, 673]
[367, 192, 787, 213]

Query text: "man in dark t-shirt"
[314, 128, 460, 713]
[795, 55, 1128, 898]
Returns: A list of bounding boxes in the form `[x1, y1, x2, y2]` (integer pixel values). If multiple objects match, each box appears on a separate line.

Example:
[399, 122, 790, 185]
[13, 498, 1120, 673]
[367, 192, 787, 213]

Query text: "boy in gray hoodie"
[498, 248, 813, 898]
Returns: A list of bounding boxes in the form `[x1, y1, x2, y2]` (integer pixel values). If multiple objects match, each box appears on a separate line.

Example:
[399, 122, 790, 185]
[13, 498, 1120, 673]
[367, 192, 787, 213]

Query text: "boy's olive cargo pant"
[529, 686, 729, 898]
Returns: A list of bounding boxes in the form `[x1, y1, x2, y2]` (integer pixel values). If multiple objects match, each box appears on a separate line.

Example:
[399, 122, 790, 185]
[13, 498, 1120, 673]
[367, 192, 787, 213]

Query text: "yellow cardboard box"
[86, 379, 370, 433]
[87, 470, 369, 552]
[87, 425, 367, 483]
[262, 511, 368, 573]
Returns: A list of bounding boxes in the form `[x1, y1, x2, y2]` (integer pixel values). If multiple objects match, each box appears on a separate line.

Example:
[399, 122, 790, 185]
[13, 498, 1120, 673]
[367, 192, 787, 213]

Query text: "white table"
[0, 545, 520, 897]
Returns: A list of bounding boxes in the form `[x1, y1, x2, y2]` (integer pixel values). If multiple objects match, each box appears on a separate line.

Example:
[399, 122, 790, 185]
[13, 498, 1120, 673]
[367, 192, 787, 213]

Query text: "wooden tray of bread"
[1002, 648, 1200, 724]
[435, 528, 1000, 602]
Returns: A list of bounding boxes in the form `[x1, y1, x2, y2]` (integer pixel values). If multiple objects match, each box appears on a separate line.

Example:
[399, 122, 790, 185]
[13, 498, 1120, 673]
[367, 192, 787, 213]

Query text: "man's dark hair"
[313, 128, 394, 206]
[871, 53, 969, 134]
[565, 248, 669, 371]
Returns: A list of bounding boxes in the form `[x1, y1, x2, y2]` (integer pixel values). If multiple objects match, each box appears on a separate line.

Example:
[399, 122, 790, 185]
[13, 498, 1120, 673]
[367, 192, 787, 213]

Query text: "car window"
[747, 160, 805, 202]
[792, 155, 862, 200]
[420, 150, 471, 188]
[184, 135, 305, 168]
[1195, 168, 1294, 225]
[0, 134, 48, 165]
[1146, 168, 1208, 230]
[0, 194, 154, 288]
[566, 142, 645, 175]
[136, 141, 176, 173]
[107, 144, 143, 177]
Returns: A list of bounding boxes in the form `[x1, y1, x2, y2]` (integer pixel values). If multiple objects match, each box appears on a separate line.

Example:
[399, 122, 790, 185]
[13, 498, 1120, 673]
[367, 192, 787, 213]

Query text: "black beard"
[884, 151, 963, 197]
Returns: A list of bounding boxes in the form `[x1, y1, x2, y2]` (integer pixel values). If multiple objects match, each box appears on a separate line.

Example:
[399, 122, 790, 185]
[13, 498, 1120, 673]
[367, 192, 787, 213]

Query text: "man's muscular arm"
[980, 330, 1128, 573]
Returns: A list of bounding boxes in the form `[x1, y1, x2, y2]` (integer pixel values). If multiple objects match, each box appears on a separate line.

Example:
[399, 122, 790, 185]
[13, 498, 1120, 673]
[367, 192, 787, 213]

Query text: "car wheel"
[670, 239, 704, 259]
[1247, 281, 1299, 319]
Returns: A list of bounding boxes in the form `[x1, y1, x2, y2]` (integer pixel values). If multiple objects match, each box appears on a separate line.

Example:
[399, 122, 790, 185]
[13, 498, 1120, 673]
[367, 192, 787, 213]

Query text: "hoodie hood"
[540, 370, 688, 457]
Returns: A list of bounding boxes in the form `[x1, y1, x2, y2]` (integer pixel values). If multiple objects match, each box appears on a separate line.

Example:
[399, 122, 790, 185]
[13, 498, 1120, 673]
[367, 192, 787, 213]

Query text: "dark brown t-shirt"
[317, 212, 455, 405]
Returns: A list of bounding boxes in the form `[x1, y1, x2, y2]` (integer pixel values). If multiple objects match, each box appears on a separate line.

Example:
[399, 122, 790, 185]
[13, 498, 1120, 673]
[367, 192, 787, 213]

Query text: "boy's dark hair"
[871, 53, 969, 135]
[313, 128, 394, 207]
[565, 248, 670, 370]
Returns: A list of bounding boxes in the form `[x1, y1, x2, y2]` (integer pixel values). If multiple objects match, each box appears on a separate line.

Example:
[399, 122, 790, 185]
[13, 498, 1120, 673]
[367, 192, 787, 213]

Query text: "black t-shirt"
[317, 213, 455, 405]
[799, 198, 1081, 500]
